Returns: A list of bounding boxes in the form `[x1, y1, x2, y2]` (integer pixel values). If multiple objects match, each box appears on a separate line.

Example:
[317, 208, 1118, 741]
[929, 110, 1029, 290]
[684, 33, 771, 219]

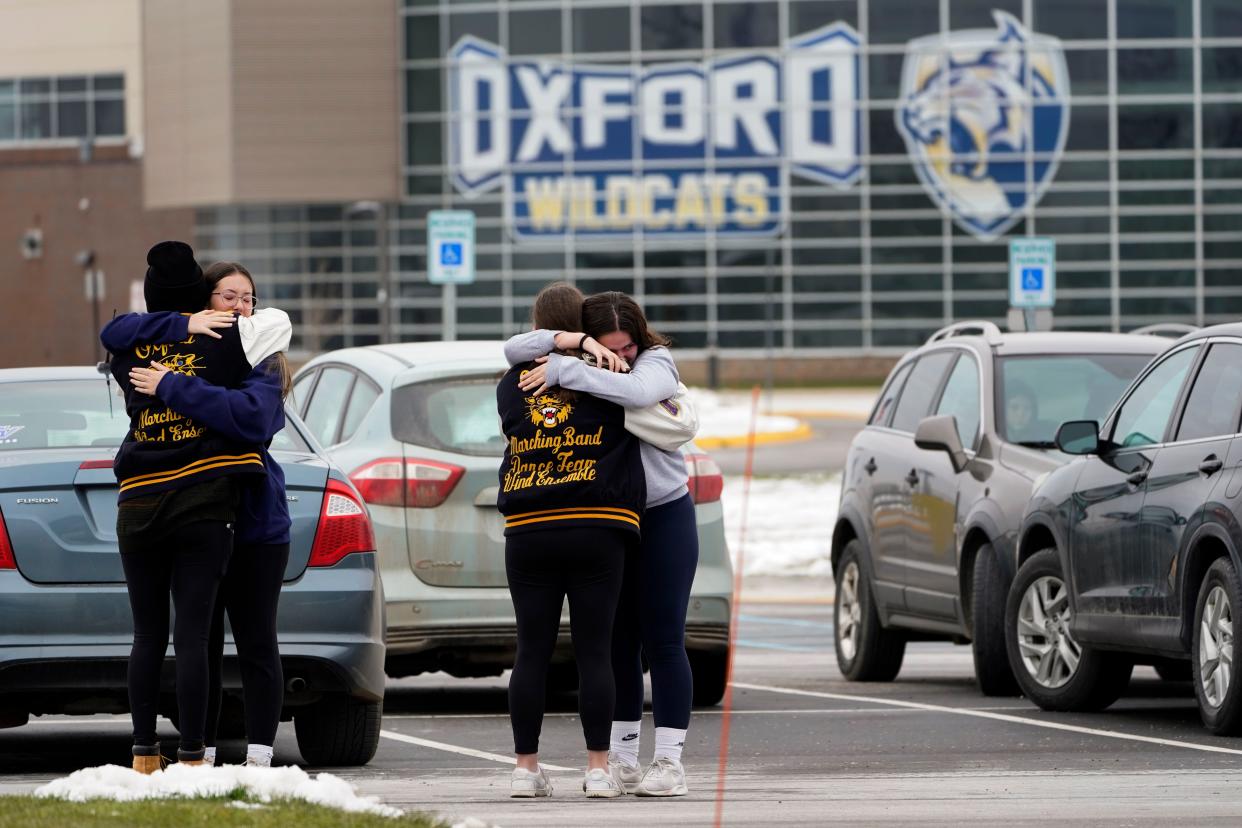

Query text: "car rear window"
[0, 379, 128, 450]
[391, 374, 506, 457]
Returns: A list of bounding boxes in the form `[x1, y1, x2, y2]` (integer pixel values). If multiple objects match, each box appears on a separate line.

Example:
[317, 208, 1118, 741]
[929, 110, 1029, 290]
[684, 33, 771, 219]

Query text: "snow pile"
[688, 388, 805, 441]
[721, 474, 841, 576]
[34, 763, 402, 818]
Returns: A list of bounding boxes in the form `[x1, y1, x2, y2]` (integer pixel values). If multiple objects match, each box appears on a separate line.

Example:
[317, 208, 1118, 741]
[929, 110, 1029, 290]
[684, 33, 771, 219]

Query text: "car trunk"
[390, 365, 508, 589]
[2, 449, 326, 584]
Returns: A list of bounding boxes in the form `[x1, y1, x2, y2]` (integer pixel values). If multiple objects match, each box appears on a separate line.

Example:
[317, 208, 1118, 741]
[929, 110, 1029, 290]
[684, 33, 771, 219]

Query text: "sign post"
[1008, 237, 1056, 332]
[428, 210, 476, 341]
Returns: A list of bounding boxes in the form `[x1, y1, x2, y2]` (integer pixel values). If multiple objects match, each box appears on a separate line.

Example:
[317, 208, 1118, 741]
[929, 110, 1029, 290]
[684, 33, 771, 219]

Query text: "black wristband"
[577, 333, 590, 350]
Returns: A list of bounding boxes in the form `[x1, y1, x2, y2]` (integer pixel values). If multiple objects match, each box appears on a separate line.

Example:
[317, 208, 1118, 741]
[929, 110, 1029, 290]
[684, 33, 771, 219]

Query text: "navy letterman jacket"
[496, 362, 646, 537]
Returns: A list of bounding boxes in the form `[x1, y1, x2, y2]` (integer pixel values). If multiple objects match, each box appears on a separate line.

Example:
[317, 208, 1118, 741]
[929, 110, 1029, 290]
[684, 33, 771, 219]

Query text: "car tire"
[1005, 549, 1132, 712]
[972, 544, 1020, 696]
[690, 649, 729, 707]
[294, 696, 382, 767]
[1192, 557, 1242, 735]
[1153, 658, 1192, 683]
[835, 540, 905, 682]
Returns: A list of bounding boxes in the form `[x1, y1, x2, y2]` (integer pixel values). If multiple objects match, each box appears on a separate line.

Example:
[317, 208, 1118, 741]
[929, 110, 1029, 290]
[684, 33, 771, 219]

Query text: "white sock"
[609, 720, 641, 769]
[245, 744, 274, 767]
[654, 727, 687, 764]
[203, 747, 216, 766]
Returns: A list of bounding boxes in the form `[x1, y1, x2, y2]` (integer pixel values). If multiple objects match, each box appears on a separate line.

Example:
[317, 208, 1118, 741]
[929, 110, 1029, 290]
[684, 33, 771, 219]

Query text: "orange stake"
[713, 385, 760, 827]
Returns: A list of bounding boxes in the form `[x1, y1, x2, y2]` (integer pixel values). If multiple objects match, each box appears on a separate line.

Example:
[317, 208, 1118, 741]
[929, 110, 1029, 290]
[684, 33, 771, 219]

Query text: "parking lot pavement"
[6, 593, 1242, 826]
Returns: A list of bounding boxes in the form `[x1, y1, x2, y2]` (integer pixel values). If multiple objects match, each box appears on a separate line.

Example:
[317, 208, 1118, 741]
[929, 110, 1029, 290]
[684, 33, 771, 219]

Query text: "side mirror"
[1055, 420, 1101, 455]
[914, 415, 968, 473]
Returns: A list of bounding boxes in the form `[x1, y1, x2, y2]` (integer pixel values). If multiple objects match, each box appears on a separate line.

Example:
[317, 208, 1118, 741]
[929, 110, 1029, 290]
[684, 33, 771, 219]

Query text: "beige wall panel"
[141, 0, 234, 207]
[0, 0, 144, 145]
[229, 0, 399, 203]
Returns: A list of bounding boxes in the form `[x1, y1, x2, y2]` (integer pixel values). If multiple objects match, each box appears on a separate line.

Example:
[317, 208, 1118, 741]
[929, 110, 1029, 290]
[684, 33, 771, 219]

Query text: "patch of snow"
[687, 388, 804, 440]
[722, 474, 841, 576]
[34, 764, 402, 818]
[451, 818, 497, 828]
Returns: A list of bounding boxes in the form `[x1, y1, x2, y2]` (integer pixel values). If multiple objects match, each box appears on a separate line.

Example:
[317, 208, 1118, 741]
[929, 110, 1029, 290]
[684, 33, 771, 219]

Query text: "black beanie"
[144, 241, 207, 312]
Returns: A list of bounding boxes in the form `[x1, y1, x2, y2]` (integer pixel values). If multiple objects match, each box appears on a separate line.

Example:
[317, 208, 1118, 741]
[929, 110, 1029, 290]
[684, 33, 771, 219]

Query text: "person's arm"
[100, 312, 190, 353]
[154, 359, 285, 443]
[236, 307, 292, 366]
[544, 347, 678, 408]
[503, 329, 558, 366]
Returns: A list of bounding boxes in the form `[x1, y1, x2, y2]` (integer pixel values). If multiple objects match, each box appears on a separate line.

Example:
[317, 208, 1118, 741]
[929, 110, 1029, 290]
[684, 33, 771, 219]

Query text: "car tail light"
[685, 453, 724, 504]
[308, 479, 376, 568]
[79, 459, 113, 470]
[350, 457, 464, 508]
[0, 506, 15, 570]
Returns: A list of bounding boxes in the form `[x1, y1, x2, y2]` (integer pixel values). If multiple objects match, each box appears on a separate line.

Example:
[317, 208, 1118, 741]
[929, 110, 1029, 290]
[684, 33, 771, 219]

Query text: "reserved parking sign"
[1009, 237, 1056, 308]
[428, 210, 476, 285]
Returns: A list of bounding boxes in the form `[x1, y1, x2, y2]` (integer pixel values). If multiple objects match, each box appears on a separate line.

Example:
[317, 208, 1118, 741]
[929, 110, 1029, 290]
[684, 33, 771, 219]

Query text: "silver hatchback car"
[292, 341, 733, 704]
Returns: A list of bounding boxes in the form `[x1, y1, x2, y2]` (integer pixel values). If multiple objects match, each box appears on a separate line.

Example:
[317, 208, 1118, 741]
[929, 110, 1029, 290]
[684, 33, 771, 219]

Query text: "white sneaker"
[511, 765, 553, 798]
[608, 751, 642, 793]
[582, 767, 624, 798]
[634, 757, 688, 797]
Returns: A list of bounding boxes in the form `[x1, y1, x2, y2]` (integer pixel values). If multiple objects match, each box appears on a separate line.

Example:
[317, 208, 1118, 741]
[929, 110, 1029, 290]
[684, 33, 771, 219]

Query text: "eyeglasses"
[212, 291, 257, 308]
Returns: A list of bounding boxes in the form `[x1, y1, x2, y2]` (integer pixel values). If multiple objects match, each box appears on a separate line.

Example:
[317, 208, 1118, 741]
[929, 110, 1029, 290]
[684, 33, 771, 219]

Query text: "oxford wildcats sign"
[448, 25, 861, 240]
[896, 12, 1071, 241]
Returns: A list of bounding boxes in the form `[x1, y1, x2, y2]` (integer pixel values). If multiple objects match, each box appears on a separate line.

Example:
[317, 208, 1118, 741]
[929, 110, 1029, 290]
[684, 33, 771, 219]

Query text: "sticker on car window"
[0, 424, 25, 444]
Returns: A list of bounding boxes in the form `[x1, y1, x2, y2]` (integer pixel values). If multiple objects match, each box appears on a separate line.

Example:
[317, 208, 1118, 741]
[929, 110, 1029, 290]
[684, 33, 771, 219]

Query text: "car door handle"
[1199, 456, 1224, 476]
[1126, 471, 1148, 487]
[864, 457, 878, 475]
[905, 469, 920, 487]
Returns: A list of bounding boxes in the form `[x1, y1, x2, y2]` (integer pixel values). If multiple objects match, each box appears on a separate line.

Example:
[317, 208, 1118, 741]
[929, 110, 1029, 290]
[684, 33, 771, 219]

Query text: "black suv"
[1011, 323, 1242, 733]
[832, 321, 1164, 694]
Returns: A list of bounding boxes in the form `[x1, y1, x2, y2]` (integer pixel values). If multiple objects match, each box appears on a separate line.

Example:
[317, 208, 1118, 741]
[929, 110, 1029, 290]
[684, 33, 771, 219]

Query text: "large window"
[0, 74, 125, 143]
[199, 2, 1242, 357]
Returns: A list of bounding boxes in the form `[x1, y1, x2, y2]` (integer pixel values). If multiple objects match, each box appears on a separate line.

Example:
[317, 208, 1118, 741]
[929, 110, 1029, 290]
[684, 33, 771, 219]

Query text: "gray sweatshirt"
[503, 330, 690, 508]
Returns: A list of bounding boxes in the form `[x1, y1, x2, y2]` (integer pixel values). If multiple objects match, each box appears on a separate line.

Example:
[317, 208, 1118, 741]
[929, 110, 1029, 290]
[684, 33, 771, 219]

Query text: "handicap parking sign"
[1009, 238, 1055, 309]
[428, 211, 475, 285]
[440, 242, 462, 266]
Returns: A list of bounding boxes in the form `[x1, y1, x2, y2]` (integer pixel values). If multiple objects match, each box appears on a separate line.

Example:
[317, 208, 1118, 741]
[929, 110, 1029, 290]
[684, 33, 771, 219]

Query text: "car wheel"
[972, 544, 1020, 697]
[1193, 557, 1242, 735]
[294, 696, 382, 767]
[1005, 549, 1132, 711]
[690, 649, 729, 707]
[1153, 658, 1192, 683]
[835, 540, 905, 682]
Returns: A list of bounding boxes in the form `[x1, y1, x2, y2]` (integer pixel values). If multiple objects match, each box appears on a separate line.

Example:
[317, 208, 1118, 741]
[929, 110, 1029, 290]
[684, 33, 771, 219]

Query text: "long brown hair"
[203, 261, 293, 399]
[581, 291, 670, 353]
[531, 281, 584, 335]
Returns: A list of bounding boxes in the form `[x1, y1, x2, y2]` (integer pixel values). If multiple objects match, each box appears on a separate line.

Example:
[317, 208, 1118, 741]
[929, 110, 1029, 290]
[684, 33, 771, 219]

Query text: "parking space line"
[735, 638, 822, 652]
[378, 729, 574, 771]
[731, 682, 1242, 757]
[738, 613, 833, 629]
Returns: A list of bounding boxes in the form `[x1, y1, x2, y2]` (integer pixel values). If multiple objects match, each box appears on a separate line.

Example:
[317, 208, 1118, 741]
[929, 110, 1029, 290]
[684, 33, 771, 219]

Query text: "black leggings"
[119, 520, 232, 756]
[506, 527, 628, 754]
[205, 542, 290, 749]
[613, 493, 699, 729]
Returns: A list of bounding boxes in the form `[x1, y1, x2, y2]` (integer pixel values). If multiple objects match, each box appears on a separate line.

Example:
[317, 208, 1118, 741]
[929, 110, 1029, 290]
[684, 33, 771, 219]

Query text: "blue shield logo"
[896, 11, 1070, 241]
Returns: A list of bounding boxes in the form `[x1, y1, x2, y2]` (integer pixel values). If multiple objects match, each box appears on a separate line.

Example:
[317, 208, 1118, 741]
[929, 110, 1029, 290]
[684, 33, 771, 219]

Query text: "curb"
[770, 408, 869, 422]
[694, 421, 814, 450]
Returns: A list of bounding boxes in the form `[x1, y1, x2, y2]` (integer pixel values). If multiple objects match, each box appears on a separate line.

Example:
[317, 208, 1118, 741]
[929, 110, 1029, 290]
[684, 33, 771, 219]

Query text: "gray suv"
[832, 322, 1165, 694]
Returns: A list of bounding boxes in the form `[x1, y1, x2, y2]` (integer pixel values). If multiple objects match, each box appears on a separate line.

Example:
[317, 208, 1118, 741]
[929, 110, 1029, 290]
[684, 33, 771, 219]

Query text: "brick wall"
[0, 145, 193, 368]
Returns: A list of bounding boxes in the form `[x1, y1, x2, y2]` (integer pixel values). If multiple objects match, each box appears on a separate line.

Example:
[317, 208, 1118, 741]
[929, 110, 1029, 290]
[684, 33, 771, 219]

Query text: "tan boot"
[179, 758, 208, 767]
[132, 753, 165, 774]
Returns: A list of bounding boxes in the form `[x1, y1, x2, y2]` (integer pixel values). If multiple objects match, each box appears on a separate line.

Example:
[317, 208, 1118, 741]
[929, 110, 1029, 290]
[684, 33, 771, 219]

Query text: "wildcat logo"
[526, 395, 572, 429]
[896, 11, 1070, 240]
[160, 353, 204, 377]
